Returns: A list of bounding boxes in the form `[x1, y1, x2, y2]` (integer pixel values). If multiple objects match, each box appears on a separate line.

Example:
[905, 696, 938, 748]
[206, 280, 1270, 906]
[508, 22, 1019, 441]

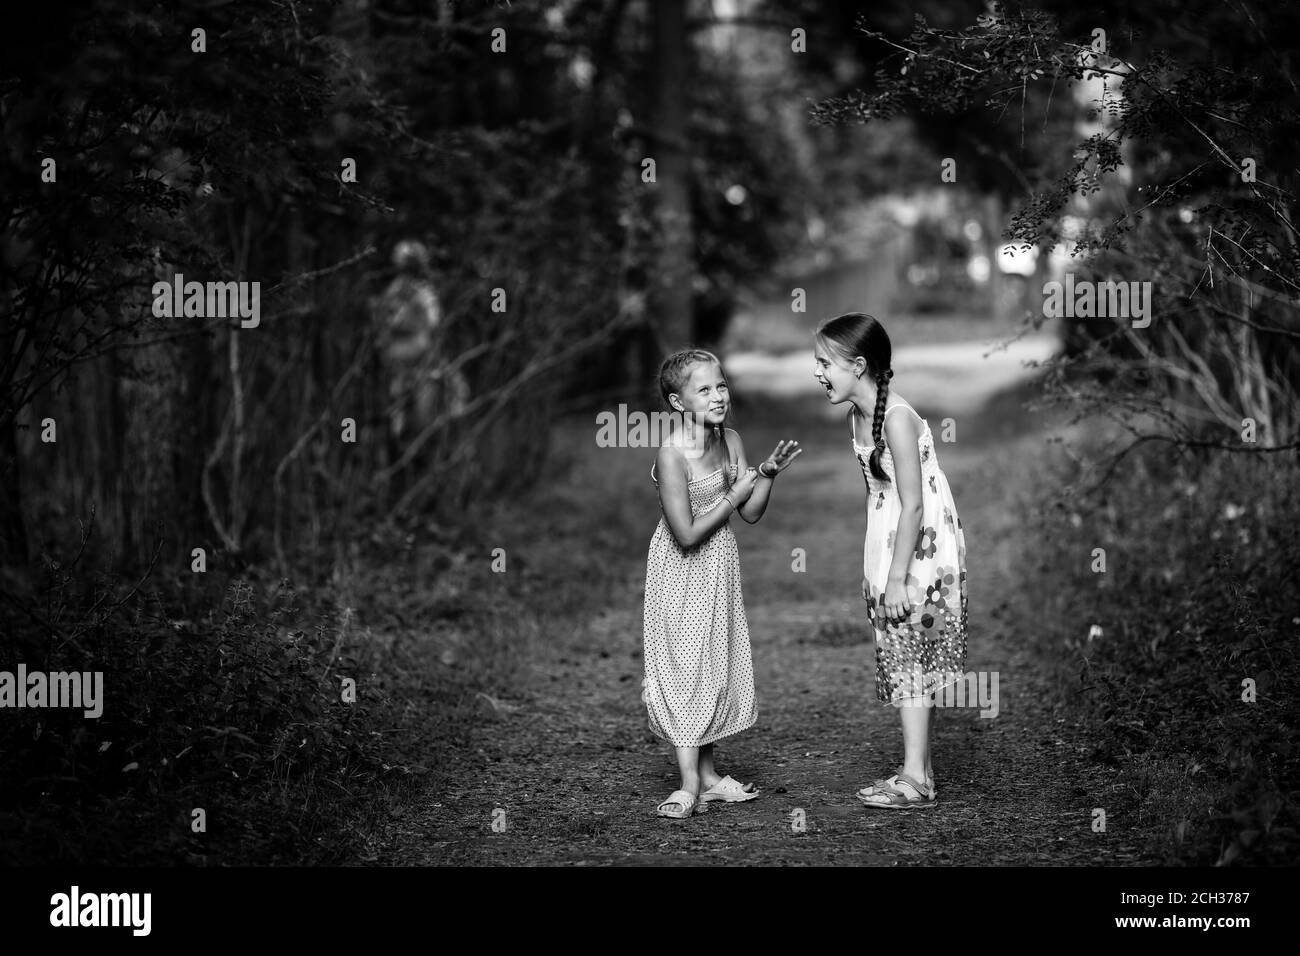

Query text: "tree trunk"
[0, 419, 28, 568]
[647, 0, 693, 358]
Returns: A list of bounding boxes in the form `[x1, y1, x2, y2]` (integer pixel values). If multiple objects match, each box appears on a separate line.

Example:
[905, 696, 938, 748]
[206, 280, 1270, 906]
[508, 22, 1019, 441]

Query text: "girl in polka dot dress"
[642, 350, 802, 819]
[813, 313, 968, 810]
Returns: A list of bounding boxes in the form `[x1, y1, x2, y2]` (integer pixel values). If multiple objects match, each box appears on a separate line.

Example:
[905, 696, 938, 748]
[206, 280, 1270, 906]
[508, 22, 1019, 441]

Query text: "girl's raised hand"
[761, 440, 802, 476]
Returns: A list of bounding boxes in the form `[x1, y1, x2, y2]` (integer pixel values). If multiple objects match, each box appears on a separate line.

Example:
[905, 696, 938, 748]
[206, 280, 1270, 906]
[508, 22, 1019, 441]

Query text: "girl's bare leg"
[698, 743, 724, 790]
[899, 699, 932, 788]
[926, 702, 936, 789]
[674, 745, 702, 798]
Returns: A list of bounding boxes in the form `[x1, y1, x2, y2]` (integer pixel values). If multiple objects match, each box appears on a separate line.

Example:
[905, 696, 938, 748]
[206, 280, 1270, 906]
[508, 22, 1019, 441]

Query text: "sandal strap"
[893, 772, 932, 798]
[861, 770, 936, 798]
[658, 789, 697, 811]
[706, 776, 754, 795]
[863, 774, 931, 802]
[859, 785, 912, 806]
[863, 769, 906, 792]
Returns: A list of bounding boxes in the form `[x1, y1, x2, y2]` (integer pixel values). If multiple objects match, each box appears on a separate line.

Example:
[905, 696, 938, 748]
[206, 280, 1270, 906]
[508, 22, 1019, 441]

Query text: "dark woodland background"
[1, 0, 1297, 866]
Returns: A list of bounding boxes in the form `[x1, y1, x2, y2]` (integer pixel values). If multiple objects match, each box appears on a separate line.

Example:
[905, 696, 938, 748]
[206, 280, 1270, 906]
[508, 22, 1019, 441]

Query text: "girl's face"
[813, 338, 862, 404]
[670, 361, 729, 427]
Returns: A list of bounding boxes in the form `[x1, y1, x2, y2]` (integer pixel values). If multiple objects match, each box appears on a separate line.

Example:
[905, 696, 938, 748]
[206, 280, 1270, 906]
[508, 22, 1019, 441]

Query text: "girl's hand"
[760, 440, 802, 477]
[882, 578, 912, 625]
[730, 466, 759, 502]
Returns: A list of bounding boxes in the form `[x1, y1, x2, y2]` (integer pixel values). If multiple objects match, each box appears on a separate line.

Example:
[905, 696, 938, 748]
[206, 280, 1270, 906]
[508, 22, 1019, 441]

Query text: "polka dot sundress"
[852, 403, 968, 703]
[641, 454, 758, 748]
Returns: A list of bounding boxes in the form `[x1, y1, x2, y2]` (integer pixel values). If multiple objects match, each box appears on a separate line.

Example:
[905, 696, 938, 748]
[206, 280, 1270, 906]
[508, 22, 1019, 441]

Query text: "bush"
[0, 567, 417, 865]
[1017, 433, 1300, 864]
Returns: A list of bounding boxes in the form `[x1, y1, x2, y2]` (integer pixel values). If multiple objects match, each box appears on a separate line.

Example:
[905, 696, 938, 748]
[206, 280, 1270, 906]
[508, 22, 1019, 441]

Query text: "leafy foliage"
[812, 1, 1300, 462]
[1018, 438, 1300, 864]
[0, 566, 415, 864]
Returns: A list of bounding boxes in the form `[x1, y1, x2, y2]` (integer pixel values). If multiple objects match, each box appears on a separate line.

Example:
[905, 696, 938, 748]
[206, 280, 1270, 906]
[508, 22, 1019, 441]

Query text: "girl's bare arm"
[729, 430, 768, 524]
[861, 470, 874, 600]
[884, 410, 924, 591]
[730, 429, 800, 523]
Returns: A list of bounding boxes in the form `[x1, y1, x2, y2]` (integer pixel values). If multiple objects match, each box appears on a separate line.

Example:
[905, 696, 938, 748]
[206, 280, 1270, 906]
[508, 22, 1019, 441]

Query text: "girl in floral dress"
[813, 313, 968, 809]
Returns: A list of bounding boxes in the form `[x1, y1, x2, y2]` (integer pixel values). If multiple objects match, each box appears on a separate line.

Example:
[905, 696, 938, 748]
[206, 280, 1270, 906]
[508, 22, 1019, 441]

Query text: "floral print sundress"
[852, 403, 968, 703]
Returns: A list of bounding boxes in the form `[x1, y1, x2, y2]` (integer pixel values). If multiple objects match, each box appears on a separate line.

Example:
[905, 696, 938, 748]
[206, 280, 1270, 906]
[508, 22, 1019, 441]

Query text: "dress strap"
[851, 409, 876, 444]
[883, 402, 922, 425]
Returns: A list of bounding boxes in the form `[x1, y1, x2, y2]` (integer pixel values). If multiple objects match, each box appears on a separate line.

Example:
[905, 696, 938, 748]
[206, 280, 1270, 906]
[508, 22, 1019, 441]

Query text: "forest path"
[372, 337, 1158, 865]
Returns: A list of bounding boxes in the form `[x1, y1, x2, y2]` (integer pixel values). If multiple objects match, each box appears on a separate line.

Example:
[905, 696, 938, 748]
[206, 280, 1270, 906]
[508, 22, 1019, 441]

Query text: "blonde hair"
[657, 349, 723, 409]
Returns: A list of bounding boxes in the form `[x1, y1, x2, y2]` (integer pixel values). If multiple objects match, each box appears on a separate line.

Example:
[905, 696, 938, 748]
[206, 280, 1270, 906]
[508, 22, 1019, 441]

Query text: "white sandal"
[858, 769, 936, 800]
[657, 789, 708, 818]
[857, 772, 937, 809]
[700, 775, 760, 803]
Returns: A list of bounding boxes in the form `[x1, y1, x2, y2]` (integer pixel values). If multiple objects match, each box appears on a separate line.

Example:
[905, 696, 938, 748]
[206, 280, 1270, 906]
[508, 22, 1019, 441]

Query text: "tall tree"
[648, 0, 694, 356]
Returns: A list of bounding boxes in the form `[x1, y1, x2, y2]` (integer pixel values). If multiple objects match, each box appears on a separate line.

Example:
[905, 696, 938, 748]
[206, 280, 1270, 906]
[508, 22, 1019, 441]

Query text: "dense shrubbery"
[1018, 437, 1300, 864]
[0, 565, 419, 864]
[0, 419, 646, 864]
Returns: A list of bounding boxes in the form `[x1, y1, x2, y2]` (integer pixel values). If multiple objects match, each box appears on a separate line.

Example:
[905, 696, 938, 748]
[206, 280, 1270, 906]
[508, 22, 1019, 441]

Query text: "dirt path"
[374, 344, 1160, 865]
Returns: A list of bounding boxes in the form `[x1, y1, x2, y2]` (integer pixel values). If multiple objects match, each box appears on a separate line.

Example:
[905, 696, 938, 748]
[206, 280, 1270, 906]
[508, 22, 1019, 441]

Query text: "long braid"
[868, 369, 891, 482]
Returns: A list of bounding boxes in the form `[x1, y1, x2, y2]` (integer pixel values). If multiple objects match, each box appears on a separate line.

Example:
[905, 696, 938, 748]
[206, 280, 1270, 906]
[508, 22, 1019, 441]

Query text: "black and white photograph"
[0, 0, 1295, 934]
